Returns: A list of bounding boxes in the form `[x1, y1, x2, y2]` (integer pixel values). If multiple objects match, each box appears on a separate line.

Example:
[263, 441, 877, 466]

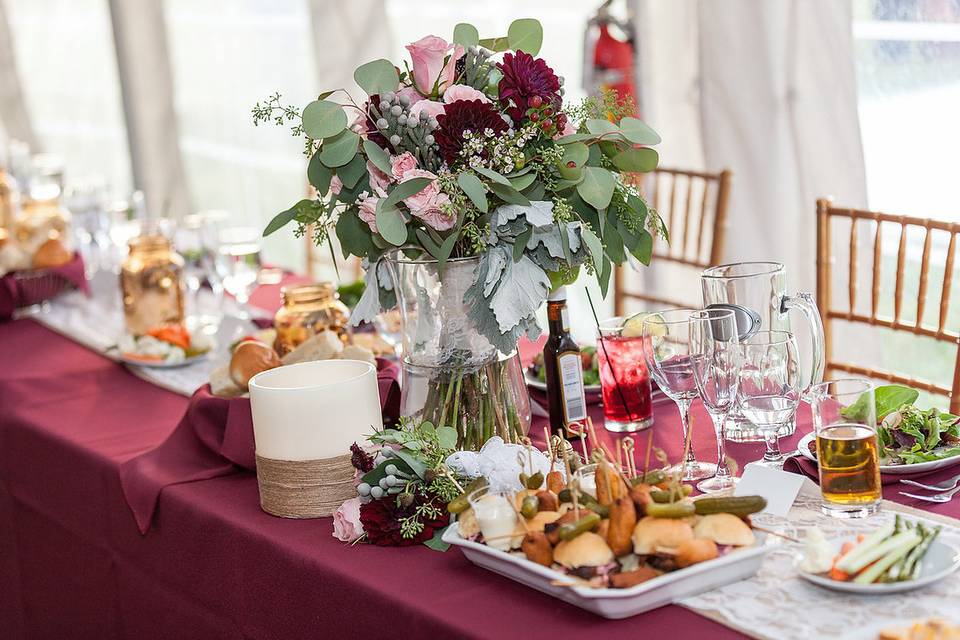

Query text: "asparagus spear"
[881, 518, 913, 582]
[835, 523, 896, 573]
[839, 530, 921, 575]
[855, 534, 922, 584]
[903, 525, 941, 581]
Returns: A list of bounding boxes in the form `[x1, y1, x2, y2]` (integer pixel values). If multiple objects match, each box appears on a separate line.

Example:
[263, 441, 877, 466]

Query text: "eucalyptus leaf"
[415, 227, 442, 258]
[457, 172, 488, 213]
[379, 177, 432, 212]
[598, 258, 612, 298]
[337, 153, 367, 189]
[436, 232, 459, 272]
[353, 59, 399, 95]
[335, 210, 377, 259]
[453, 22, 480, 47]
[307, 153, 333, 195]
[619, 117, 662, 145]
[585, 118, 620, 137]
[603, 222, 625, 263]
[263, 202, 301, 237]
[507, 18, 543, 56]
[424, 526, 450, 552]
[478, 36, 511, 52]
[577, 166, 615, 210]
[633, 229, 653, 265]
[474, 166, 511, 186]
[301, 100, 347, 140]
[509, 172, 536, 191]
[523, 181, 546, 201]
[319, 129, 360, 167]
[513, 227, 533, 262]
[581, 227, 604, 271]
[436, 426, 458, 450]
[375, 204, 408, 246]
[363, 139, 392, 175]
[612, 147, 659, 173]
[393, 448, 429, 480]
[489, 182, 531, 206]
[555, 133, 594, 144]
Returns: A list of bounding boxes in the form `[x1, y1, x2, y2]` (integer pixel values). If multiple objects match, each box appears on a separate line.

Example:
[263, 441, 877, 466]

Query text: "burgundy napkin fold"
[0, 253, 90, 321]
[783, 454, 947, 485]
[119, 357, 400, 534]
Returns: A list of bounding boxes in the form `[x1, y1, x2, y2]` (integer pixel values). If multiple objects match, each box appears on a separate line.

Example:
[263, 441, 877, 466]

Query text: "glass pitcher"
[701, 261, 824, 441]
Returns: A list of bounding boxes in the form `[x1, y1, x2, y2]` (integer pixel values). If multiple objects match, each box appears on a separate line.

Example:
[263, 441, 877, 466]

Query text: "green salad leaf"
[841, 384, 918, 422]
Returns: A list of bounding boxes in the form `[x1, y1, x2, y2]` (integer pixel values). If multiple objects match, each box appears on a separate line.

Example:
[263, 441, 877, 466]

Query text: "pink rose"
[332, 497, 365, 542]
[443, 84, 489, 104]
[389, 152, 418, 181]
[329, 175, 343, 196]
[408, 99, 445, 122]
[396, 85, 425, 106]
[357, 195, 380, 233]
[366, 159, 392, 193]
[406, 36, 451, 95]
[412, 197, 456, 231]
[440, 45, 465, 91]
[399, 169, 441, 211]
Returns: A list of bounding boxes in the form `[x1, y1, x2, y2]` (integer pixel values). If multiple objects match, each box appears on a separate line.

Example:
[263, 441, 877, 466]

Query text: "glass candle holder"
[273, 283, 351, 357]
[120, 234, 185, 335]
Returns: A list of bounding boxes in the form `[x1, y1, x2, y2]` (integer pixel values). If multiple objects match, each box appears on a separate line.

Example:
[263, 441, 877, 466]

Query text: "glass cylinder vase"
[383, 251, 531, 450]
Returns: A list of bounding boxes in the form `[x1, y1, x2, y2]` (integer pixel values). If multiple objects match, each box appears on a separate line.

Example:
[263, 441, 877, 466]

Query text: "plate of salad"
[526, 347, 602, 394]
[797, 516, 959, 594]
[799, 385, 960, 475]
[113, 324, 214, 368]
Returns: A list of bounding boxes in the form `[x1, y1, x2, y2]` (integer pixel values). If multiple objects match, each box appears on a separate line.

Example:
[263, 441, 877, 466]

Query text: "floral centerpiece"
[256, 18, 665, 449]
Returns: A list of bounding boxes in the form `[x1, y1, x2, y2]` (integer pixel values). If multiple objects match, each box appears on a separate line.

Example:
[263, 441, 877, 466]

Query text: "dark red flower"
[362, 95, 389, 148]
[497, 51, 562, 123]
[434, 99, 508, 166]
[359, 493, 449, 547]
[350, 442, 374, 473]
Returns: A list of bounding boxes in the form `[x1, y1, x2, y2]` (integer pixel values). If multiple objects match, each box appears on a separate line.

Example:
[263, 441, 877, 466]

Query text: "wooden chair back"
[816, 198, 960, 413]
[613, 167, 732, 315]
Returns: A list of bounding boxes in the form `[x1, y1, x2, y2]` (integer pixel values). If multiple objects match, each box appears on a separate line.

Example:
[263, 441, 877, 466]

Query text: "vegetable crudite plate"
[798, 534, 960, 595]
[116, 352, 210, 369]
[442, 525, 770, 619]
[798, 432, 960, 476]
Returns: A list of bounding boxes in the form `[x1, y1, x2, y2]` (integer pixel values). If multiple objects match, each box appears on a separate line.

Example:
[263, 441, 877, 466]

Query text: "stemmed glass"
[641, 309, 717, 481]
[216, 226, 262, 318]
[737, 331, 802, 468]
[689, 308, 742, 492]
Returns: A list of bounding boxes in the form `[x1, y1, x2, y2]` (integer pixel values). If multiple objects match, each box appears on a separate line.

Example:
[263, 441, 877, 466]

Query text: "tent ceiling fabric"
[0, 0, 36, 149]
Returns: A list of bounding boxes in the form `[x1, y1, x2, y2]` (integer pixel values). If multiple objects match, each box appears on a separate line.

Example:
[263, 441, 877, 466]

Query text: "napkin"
[119, 357, 400, 534]
[783, 453, 947, 485]
[0, 253, 90, 321]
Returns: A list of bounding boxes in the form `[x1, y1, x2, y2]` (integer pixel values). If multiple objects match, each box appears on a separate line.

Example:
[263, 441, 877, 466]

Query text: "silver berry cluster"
[369, 91, 441, 171]
[459, 45, 494, 91]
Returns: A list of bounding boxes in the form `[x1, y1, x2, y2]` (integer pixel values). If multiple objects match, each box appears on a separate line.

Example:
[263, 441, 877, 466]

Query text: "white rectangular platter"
[442, 525, 769, 619]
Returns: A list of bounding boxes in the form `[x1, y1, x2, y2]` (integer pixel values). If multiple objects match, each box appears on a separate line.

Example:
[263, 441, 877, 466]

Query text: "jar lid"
[282, 282, 335, 305]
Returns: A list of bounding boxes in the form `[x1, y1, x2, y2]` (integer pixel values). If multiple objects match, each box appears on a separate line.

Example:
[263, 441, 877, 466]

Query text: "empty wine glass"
[216, 226, 262, 317]
[690, 308, 742, 492]
[737, 331, 802, 468]
[641, 309, 717, 481]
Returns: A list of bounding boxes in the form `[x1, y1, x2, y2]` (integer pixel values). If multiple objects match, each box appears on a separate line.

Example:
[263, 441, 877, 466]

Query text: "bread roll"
[693, 513, 755, 547]
[229, 340, 281, 390]
[554, 532, 615, 568]
[632, 516, 695, 555]
[675, 538, 719, 568]
[32, 237, 72, 269]
[281, 330, 342, 365]
[339, 344, 376, 366]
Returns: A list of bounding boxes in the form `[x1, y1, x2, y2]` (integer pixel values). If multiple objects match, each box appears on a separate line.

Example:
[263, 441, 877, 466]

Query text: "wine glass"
[641, 309, 717, 481]
[737, 331, 802, 468]
[216, 226, 262, 317]
[689, 308, 742, 493]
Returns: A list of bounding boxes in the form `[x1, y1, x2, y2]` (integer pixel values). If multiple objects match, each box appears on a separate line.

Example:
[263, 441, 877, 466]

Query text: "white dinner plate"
[116, 352, 209, 369]
[797, 536, 960, 594]
[798, 432, 960, 476]
[443, 524, 769, 619]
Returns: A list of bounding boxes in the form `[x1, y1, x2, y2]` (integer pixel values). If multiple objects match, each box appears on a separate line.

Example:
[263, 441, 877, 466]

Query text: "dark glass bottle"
[542, 287, 587, 437]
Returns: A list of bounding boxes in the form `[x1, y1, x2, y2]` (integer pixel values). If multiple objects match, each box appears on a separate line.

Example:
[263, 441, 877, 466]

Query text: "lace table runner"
[681, 481, 960, 640]
[20, 273, 258, 397]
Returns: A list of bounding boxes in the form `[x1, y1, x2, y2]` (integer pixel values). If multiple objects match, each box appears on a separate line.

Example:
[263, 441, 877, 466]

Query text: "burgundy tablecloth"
[0, 253, 90, 321]
[3, 312, 959, 639]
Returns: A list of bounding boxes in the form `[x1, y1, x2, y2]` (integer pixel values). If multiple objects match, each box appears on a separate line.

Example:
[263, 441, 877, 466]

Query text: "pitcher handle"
[781, 292, 825, 389]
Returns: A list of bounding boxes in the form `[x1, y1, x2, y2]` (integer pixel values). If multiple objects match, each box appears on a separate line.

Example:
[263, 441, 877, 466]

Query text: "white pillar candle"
[249, 360, 382, 461]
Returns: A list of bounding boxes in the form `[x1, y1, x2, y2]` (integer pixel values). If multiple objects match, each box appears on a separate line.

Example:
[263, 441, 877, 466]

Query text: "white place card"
[734, 464, 806, 517]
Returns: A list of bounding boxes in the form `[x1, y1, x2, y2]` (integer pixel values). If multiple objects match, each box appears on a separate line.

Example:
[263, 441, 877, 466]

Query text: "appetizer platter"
[114, 324, 214, 368]
[441, 422, 771, 619]
[800, 385, 960, 475]
[797, 516, 960, 594]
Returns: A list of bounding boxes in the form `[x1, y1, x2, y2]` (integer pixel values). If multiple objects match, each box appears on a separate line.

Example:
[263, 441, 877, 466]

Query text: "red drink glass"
[597, 318, 654, 432]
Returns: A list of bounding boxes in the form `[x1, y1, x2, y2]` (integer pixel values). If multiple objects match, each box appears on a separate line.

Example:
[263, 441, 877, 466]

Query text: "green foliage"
[453, 22, 480, 47]
[353, 59, 400, 95]
[457, 172, 488, 213]
[507, 18, 543, 56]
[301, 100, 347, 139]
[577, 166, 615, 209]
[319, 129, 360, 167]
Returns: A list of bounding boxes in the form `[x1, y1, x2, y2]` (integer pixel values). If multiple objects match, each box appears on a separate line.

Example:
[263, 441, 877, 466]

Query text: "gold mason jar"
[0, 168, 18, 229]
[273, 283, 351, 356]
[14, 186, 70, 250]
[120, 234, 185, 335]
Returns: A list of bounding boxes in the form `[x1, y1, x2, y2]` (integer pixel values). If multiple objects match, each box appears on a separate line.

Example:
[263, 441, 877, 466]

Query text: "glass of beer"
[809, 379, 882, 518]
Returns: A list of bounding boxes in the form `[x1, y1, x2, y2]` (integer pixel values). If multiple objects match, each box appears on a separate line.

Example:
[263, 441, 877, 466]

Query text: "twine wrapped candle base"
[255, 453, 355, 518]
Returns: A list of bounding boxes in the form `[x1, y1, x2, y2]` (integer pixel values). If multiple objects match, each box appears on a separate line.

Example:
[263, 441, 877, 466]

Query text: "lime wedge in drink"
[621, 312, 664, 338]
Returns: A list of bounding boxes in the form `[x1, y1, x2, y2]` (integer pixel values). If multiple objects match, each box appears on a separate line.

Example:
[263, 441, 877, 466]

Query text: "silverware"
[899, 485, 960, 503]
[900, 472, 960, 492]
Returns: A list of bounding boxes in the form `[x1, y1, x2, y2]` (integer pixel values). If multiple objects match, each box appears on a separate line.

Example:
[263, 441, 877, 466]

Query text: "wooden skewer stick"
[751, 524, 799, 544]
[507, 495, 531, 534]
[642, 426, 654, 477]
[598, 442, 633, 489]
[622, 437, 637, 478]
[543, 426, 555, 471]
[615, 439, 625, 473]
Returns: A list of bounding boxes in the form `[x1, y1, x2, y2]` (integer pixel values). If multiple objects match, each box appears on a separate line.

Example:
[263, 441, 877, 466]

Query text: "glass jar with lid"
[120, 234, 185, 334]
[273, 283, 350, 356]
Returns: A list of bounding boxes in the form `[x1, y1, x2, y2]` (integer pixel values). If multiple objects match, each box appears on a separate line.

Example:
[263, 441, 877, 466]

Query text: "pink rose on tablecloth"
[406, 36, 450, 94]
[412, 199, 456, 231]
[357, 194, 380, 233]
[396, 85, 425, 106]
[389, 152, 418, 181]
[408, 99, 445, 122]
[443, 84, 490, 104]
[329, 175, 343, 196]
[366, 160, 392, 193]
[399, 169, 441, 212]
[332, 497, 365, 542]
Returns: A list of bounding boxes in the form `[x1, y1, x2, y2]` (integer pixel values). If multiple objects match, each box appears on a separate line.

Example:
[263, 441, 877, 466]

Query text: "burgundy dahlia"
[359, 493, 449, 547]
[362, 94, 390, 148]
[497, 51, 562, 124]
[350, 442, 375, 473]
[434, 99, 509, 166]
